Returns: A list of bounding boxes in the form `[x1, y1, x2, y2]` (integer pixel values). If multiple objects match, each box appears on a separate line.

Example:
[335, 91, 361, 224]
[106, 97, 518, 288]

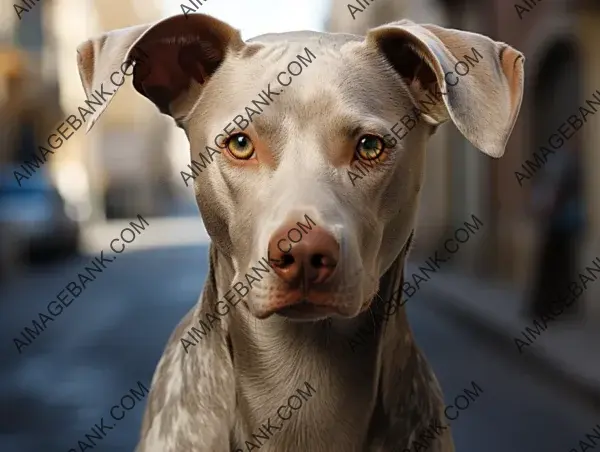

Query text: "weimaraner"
[76, 12, 524, 452]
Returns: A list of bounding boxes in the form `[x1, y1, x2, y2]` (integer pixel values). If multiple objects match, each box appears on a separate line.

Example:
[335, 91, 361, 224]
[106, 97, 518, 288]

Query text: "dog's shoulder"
[136, 304, 236, 452]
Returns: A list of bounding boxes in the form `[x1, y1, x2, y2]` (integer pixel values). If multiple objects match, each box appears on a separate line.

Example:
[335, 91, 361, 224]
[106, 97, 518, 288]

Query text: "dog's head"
[77, 14, 524, 322]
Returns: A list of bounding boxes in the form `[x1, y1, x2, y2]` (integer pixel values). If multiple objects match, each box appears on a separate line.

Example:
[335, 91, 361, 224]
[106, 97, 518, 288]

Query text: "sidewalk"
[81, 216, 210, 254]
[410, 265, 600, 404]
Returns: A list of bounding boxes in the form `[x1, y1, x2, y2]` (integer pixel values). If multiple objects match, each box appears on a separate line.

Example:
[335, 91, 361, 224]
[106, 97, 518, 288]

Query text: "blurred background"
[0, 0, 599, 451]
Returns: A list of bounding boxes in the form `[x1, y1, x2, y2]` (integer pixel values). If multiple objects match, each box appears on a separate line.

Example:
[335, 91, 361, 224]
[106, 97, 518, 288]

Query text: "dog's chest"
[230, 351, 380, 452]
[231, 387, 372, 452]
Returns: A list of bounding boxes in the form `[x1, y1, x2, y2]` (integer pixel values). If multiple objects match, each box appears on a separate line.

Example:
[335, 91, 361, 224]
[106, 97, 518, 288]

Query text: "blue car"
[0, 166, 79, 274]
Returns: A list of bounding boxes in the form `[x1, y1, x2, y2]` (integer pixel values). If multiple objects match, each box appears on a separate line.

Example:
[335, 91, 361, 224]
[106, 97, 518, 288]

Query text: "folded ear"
[76, 13, 247, 133]
[366, 19, 525, 158]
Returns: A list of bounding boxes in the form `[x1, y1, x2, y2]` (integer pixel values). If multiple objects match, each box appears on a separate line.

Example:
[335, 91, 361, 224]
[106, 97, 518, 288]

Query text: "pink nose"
[267, 222, 339, 287]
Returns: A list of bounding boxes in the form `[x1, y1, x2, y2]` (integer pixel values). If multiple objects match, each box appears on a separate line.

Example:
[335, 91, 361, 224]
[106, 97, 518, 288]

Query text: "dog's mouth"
[275, 299, 340, 322]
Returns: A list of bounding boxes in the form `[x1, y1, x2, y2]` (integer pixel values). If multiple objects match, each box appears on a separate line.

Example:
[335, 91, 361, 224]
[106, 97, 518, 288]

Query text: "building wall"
[579, 8, 600, 316]
[0, 0, 61, 169]
[487, 0, 600, 315]
[0, 0, 18, 42]
[328, 0, 446, 33]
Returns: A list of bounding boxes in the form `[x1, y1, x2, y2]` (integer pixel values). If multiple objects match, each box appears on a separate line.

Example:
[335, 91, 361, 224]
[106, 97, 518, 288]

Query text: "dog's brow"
[253, 120, 279, 141]
[341, 119, 391, 140]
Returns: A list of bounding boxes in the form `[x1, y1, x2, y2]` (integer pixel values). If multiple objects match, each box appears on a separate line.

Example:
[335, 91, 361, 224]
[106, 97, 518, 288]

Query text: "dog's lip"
[274, 300, 340, 321]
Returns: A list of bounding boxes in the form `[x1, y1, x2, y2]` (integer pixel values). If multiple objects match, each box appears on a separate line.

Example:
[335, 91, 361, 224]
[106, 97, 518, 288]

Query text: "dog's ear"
[76, 13, 246, 133]
[366, 19, 525, 158]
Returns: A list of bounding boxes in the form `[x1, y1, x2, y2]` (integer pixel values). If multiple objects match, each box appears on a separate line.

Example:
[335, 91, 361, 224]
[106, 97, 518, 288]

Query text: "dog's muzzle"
[263, 221, 341, 320]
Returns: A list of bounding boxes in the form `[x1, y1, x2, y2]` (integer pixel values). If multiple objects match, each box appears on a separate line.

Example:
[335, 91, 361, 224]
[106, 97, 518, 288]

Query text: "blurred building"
[327, 0, 600, 317]
[0, 1, 62, 170]
[0, 0, 183, 222]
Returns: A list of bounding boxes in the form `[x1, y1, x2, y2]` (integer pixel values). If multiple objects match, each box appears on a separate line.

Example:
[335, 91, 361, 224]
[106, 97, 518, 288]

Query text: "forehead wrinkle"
[335, 45, 413, 114]
[250, 86, 342, 138]
[282, 88, 344, 127]
[249, 43, 289, 63]
[282, 85, 391, 138]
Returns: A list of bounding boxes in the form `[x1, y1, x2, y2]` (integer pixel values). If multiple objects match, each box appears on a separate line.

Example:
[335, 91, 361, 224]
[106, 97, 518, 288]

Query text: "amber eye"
[356, 135, 386, 161]
[226, 133, 255, 160]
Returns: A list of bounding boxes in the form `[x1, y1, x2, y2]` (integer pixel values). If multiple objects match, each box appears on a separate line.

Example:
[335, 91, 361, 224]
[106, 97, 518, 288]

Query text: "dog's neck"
[206, 237, 445, 450]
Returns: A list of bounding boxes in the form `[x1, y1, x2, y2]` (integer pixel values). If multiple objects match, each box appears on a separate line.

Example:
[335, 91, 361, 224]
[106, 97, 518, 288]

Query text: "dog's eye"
[356, 135, 385, 160]
[226, 133, 255, 160]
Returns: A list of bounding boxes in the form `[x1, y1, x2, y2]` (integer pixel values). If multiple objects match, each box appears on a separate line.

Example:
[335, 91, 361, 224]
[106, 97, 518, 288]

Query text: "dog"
[76, 12, 524, 452]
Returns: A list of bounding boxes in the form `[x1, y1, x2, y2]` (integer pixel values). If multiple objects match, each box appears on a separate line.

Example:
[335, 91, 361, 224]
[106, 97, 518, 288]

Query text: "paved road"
[0, 244, 597, 452]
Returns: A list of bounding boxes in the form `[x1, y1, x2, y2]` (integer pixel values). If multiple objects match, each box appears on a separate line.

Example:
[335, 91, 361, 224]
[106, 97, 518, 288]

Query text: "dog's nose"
[268, 223, 339, 286]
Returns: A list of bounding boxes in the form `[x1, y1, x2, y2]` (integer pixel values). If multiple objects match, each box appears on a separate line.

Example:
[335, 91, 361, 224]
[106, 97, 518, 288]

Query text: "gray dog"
[76, 12, 524, 452]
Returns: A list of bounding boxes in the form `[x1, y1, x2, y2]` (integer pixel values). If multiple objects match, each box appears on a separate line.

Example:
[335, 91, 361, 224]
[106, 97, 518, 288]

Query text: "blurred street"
[0, 230, 598, 452]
